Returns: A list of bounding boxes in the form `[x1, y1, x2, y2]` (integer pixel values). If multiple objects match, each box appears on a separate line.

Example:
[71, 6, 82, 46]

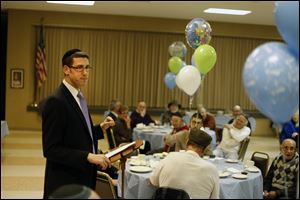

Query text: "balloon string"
[189, 96, 193, 111]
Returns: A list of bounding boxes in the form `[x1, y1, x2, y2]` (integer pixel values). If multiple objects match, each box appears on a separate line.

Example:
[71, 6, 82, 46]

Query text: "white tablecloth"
[133, 127, 217, 151]
[118, 156, 263, 199]
[132, 127, 172, 151]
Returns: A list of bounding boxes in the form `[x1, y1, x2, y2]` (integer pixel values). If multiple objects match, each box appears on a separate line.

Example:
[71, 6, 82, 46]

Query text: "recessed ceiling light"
[204, 8, 251, 15]
[46, 1, 95, 6]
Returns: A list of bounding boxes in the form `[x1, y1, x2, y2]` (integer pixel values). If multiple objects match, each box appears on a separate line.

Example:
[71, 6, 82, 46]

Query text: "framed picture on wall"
[11, 68, 24, 89]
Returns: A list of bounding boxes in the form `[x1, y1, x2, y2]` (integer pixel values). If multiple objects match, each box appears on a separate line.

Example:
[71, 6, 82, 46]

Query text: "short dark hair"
[119, 105, 129, 114]
[191, 113, 201, 119]
[48, 184, 92, 199]
[62, 49, 89, 67]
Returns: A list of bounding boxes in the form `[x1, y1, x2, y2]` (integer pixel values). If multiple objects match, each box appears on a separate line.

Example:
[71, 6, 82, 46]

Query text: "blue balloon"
[164, 72, 176, 90]
[243, 42, 299, 123]
[275, 1, 299, 54]
[288, 46, 299, 61]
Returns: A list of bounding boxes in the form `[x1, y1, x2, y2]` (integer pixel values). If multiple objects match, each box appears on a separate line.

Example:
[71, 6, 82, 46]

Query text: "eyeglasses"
[68, 65, 92, 72]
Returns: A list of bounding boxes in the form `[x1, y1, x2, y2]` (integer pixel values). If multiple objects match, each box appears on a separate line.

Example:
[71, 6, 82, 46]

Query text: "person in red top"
[164, 112, 189, 152]
[197, 106, 216, 131]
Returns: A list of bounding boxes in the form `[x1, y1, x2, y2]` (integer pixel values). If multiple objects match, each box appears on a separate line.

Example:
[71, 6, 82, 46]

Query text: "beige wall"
[5, 9, 281, 130]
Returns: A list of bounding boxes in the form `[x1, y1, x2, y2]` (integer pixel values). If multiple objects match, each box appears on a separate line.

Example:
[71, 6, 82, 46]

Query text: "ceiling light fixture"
[204, 8, 251, 15]
[46, 1, 95, 6]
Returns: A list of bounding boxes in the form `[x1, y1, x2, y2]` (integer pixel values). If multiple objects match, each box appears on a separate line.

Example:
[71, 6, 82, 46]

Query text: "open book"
[105, 141, 136, 159]
[104, 140, 143, 162]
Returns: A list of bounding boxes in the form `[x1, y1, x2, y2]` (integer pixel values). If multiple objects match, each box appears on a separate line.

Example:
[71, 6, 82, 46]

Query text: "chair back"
[251, 151, 269, 177]
[152, 187, 190, 199]
[105, 129, 117, 150]
[139, 140, 151, 154]
[95, 171, 117, 199]
[238, 137, 250, 161]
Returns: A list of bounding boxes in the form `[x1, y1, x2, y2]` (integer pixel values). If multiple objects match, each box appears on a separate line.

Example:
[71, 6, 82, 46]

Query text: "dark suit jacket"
[108, 112, 118, 122]
[42, 83, 103, 198]
[130, 110, 155, 129]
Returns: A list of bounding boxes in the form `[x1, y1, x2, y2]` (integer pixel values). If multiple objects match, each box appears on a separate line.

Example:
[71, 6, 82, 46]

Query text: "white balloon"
[175, 65, 201, 96]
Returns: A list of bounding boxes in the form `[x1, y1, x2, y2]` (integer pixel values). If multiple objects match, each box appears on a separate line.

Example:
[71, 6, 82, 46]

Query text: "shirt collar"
[111, 111, 118, 118]
[63, 79, 80, 98]
[186, 150, 201, 158]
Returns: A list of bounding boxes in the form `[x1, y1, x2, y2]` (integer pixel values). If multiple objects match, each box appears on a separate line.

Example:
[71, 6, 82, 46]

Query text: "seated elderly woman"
[263, 139, 298, 199]
[213, 114, 251, 160]
[112, 105, 133, 147]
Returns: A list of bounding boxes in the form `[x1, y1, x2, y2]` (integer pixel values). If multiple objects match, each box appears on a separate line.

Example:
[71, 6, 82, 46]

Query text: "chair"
[152, 187, 190, 199]
[95, 171, 117, 199]
[238, 137, 250, 161]
[105, 128, 117, 150]
[139, 140, 151, 154]
[251, 151, 269, 177]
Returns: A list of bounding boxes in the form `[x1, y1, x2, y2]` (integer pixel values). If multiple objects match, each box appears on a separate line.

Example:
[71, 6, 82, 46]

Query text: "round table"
[118, 155, 263, 199]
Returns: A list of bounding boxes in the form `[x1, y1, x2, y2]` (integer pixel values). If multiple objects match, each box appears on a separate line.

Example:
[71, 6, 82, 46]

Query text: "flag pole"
[32, 18, 44, 108]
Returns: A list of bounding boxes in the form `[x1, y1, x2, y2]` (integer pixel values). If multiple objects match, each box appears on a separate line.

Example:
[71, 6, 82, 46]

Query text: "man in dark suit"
[107, 99, 121, 122]
[106, 99, 122, 149]
[42, 49, 114, 198]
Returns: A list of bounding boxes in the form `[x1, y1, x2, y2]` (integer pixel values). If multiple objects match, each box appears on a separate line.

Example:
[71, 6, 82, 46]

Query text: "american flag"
[35, 25, 47, 88]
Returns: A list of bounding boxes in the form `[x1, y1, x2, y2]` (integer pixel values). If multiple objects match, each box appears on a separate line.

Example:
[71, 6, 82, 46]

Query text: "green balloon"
[168, 56, 183, 74]
[194, 44, 217, 74]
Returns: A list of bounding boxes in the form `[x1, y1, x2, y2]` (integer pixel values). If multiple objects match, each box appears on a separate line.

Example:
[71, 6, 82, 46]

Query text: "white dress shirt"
[63, 79, 82, 110]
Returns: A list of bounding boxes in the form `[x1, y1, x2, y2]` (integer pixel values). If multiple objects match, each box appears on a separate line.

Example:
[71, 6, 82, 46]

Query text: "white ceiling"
[1, 1, 276, 26]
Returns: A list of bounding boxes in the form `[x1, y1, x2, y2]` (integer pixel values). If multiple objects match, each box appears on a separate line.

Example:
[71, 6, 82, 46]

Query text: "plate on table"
[153, 153, 164, 159]
[142, 129, 154, 132]
[129, 160, 147, 166]
[232, 173, 248, 179]
[225, 159, 239, 163]
[129, 166, 152, 173]
[218, 171, 231, 178]
[162, 152, 169, 157]
[246, 166, 260, 173]
[136, 124, 146, 129]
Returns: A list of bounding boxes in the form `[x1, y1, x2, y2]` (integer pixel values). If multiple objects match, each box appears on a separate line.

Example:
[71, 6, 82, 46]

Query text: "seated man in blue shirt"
[280, 112, 299, 146]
